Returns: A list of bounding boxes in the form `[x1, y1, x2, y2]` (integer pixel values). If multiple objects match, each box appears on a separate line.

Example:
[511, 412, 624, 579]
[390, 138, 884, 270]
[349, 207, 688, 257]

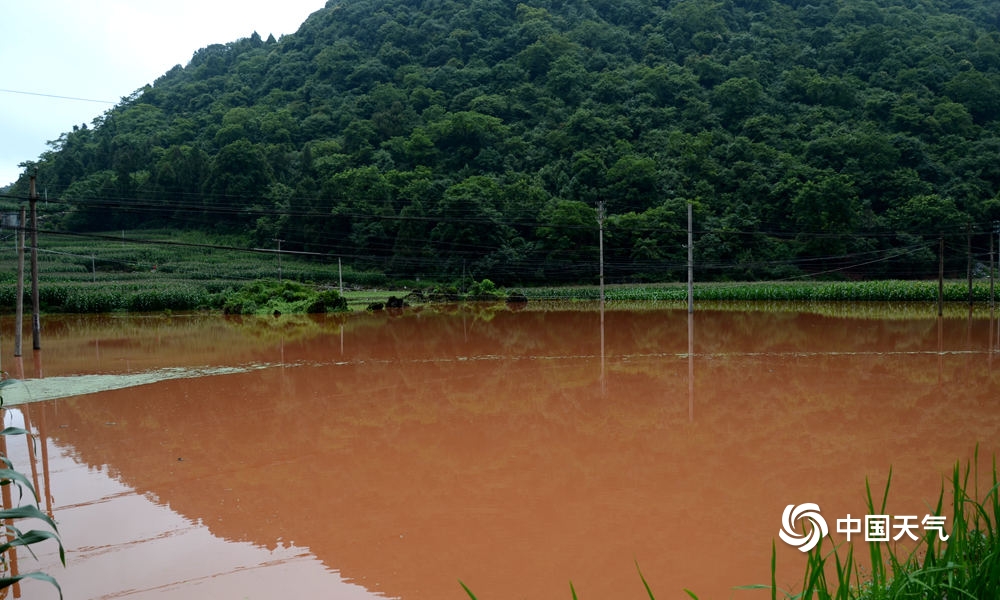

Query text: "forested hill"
[10, 0, 1000, 283]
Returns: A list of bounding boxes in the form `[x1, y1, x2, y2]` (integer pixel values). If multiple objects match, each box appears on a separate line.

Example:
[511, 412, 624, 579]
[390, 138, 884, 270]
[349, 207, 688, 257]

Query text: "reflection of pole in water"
[992, 227, 997, 364]
[32, 349, 43, 379]
[600, 300, 606, 396]
[967, 305, 972, 349]
[688, 311, 694, 422]
[22, 406, 42, 512]
[0, 417, 22, 596]
[38, 406, 53, 517]
[990, 304, 995, 369]
[937, 315, 943, 385]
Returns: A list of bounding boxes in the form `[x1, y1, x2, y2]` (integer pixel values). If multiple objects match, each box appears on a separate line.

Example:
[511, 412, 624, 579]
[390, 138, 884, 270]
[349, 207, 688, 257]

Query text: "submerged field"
[4, 307, 999, 599]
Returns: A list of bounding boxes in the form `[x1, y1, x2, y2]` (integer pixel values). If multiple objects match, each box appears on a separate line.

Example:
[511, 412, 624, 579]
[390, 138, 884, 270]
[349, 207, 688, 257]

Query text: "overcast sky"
[1, 0, 328, 187]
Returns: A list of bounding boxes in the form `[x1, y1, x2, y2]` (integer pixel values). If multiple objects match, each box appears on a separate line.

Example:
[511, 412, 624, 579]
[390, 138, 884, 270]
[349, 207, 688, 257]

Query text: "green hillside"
[6, 0, 1000, 284]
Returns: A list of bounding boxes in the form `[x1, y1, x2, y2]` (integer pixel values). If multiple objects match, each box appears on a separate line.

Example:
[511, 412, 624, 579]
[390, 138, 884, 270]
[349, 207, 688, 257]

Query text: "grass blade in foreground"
[635, 561, 656, 599]
[457, 454, 998, 599]
[458, 579, 478, 600]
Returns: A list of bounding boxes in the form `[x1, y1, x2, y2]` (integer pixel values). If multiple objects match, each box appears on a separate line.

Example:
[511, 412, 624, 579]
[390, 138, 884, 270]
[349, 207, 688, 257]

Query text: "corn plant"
[0, 387, 65, 597]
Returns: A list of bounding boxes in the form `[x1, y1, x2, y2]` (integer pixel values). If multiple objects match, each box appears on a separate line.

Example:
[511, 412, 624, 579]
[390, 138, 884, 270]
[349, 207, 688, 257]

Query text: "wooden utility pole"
[29, 175, 41, 350]
[14, 207, 25, 357]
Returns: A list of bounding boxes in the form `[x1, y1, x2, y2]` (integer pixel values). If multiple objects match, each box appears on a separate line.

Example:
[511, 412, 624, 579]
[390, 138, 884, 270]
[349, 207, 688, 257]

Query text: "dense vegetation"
[6, 0, 1000, 284]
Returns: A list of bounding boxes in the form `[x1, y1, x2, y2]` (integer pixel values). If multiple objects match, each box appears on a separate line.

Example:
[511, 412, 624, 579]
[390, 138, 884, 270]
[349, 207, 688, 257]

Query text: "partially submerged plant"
[0, 387, 65, 597]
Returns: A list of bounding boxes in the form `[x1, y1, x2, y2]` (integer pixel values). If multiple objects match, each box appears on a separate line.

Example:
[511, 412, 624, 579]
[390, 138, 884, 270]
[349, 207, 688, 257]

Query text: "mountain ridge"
[8, 0, 1000, 283]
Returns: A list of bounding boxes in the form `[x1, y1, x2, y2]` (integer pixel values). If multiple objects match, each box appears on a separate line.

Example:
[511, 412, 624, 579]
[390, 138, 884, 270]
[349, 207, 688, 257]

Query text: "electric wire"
[2, 189, 997, 285]
[0, 88, 117, 104]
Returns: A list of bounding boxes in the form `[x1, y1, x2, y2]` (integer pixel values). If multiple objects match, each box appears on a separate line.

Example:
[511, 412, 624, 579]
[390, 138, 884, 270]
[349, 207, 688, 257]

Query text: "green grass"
[459, 452, 1000, 600]
[734, 453, 998, 599]
[745, 451, 999, 600]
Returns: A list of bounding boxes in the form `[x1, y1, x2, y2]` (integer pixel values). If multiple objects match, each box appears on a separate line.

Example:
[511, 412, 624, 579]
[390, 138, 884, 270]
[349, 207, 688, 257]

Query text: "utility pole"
[967, 222, 973, 306]
[687, 201, 694, 314]
[990, 224, 995, 312]
[14, 207, 25, 357]
[598, 200, 606, 397]
[338, 257, 343, 295]
[29, 174, 41, 350]
[938, 236, 945, 317]
[597, 200, 605, 307]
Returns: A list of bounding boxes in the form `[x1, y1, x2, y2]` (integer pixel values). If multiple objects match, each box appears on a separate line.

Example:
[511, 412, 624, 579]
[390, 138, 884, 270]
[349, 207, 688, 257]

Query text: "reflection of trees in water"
[24, 309, 1000, 600]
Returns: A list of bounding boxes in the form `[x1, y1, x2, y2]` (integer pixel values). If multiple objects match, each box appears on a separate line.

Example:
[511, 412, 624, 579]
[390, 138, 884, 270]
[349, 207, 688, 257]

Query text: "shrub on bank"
[219, 280, 349, 315]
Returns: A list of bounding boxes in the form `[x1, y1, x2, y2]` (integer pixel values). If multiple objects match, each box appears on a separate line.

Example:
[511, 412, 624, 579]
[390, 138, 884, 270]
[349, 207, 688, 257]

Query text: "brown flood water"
[2, 305, 999, 599]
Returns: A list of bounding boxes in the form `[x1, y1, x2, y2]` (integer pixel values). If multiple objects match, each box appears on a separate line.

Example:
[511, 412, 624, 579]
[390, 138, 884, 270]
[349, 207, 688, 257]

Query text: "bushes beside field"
[219, 280, 348, 315]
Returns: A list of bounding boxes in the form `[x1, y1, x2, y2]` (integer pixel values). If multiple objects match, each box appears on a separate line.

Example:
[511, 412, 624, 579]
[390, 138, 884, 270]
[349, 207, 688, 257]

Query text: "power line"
[3, 191, 995, 240]
[2, 192, 994, 282]
[0, 88, 116, 104]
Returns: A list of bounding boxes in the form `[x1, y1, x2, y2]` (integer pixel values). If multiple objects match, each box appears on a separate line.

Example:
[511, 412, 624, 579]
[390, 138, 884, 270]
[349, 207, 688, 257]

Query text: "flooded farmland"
[2, 304, 999, 599]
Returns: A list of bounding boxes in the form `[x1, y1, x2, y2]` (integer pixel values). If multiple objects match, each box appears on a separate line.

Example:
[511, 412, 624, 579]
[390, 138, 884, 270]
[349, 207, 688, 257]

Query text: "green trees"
[536, 199, 598, 279]
[10, 0, 1000, 284]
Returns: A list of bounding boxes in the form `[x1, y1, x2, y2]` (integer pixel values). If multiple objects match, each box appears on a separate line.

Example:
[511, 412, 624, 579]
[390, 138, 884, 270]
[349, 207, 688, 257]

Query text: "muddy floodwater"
[2, 304, 999, 599]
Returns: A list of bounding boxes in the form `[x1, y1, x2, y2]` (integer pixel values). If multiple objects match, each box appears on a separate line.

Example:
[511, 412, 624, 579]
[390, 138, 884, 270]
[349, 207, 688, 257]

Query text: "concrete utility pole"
[938, 236, 945, 317]
[29, 174, 41, 350]
[993, 222, 998, 311]
[597, 200, 605, 307]
[687, 201, 694, 314]
[15, 207, 25, 357]
[967, 222, 973, 307]
[598, 200, 606, 397]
